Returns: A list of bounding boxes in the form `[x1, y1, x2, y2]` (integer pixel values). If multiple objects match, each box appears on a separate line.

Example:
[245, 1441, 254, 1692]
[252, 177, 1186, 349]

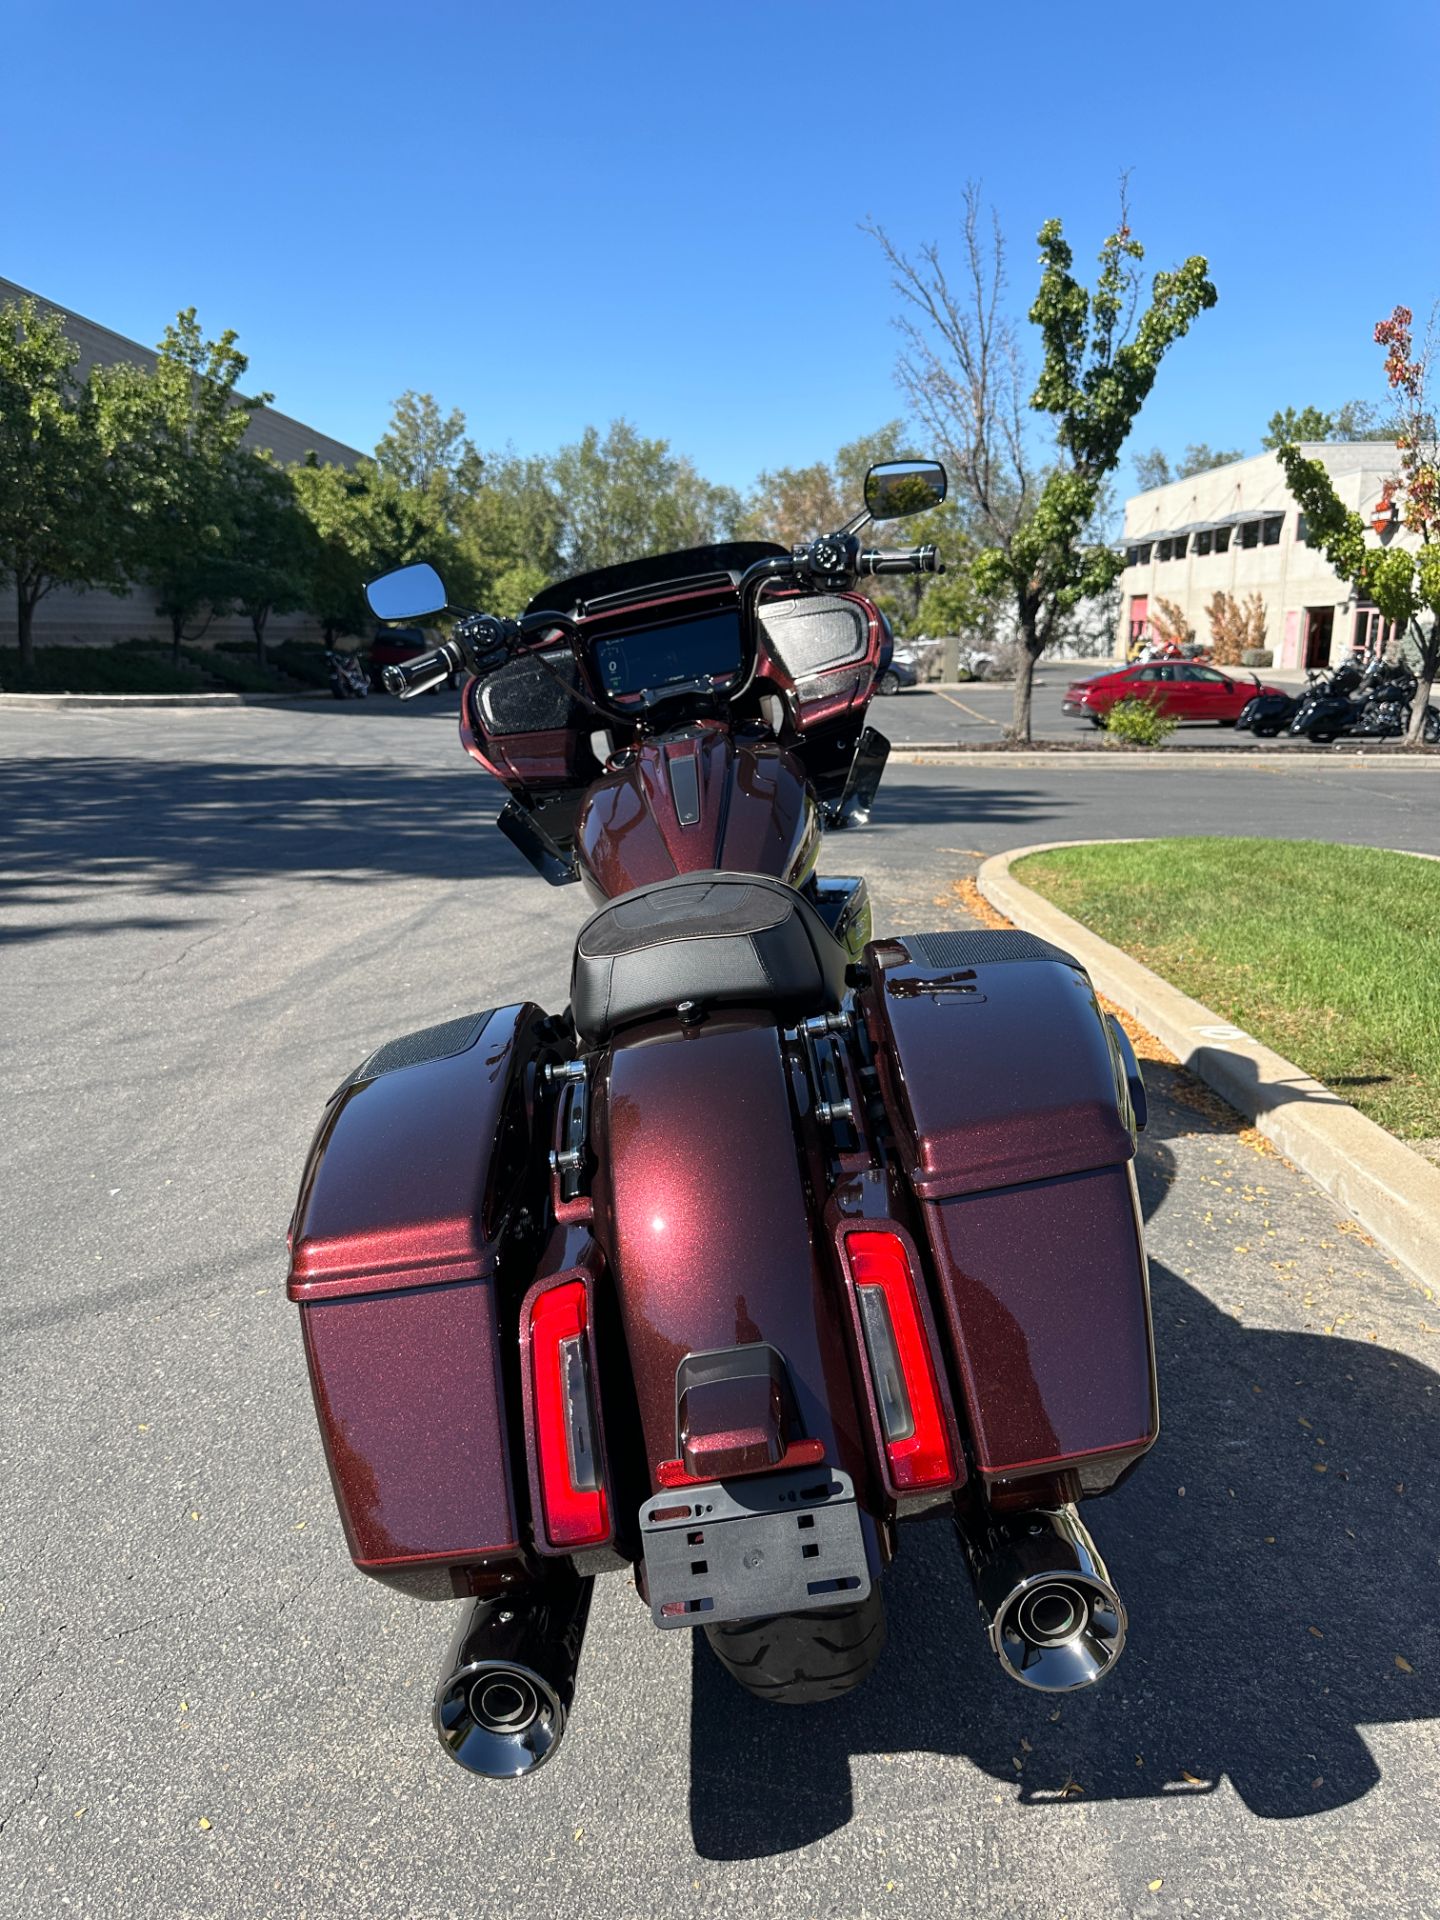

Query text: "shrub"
[1241, 648, 1273, 668]
[0, 646, 203, 693]
[1103, 696, 1178, 746]
[178, 646, 280, 693]
[1150, 596, 1196, 648]
[1206, 591, 1267, 665]
[270, 640, 334, 688]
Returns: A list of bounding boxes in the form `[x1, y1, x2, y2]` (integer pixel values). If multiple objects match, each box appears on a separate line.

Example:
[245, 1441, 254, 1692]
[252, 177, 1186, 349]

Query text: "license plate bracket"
[640, 1466, 870, 1628]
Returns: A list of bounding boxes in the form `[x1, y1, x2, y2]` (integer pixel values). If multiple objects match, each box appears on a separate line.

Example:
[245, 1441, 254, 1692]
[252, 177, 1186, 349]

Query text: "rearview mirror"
[864, 460, 947, 521]
[366, 562, 448, 623]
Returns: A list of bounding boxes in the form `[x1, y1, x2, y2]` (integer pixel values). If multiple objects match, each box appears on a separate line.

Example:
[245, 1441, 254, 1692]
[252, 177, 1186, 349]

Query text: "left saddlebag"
[287, 1005, 557, 1599]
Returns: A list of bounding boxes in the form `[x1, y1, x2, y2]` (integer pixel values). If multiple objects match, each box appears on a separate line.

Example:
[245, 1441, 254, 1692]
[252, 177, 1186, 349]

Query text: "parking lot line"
[930, 689, 1000, 726]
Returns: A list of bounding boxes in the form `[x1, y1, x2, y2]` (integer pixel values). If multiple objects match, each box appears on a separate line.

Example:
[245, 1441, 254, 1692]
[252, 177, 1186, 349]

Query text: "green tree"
[291, 455, 470, 641]
[454, 447, 564, 612]
[223, 456, 316, 663]
[741, 423, 911, 546]
[1262, 404, 1335, 449]
[548, 419, 742, 574]
[289, 459, 369, 643]
[97, 309, 268, 662]
[1134, 441, 1245, 490]
[0, 297, 126, 666]
[1262, 400, 1394, 448]
[1276, 305, 1440, 744]
[375, 390, 482, 500]
[872, 187, 1217, 737]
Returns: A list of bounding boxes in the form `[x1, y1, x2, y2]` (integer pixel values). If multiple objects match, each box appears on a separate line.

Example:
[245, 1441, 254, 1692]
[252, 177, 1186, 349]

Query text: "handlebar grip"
[381, 641, 462, 698]
[858, 544, 943, 576]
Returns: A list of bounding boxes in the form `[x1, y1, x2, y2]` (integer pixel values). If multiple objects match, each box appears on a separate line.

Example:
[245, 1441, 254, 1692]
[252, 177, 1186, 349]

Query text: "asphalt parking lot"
[3, 701, 1438, 1919]
[876, 662, 1324, 749]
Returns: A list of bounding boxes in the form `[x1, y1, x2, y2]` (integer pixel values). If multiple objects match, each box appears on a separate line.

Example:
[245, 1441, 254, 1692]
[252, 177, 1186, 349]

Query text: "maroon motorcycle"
[287, 460, 1157, 1779]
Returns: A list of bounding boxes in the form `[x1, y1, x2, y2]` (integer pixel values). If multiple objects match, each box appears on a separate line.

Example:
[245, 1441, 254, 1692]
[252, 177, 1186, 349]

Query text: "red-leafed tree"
[1277, 305, 1440, 744]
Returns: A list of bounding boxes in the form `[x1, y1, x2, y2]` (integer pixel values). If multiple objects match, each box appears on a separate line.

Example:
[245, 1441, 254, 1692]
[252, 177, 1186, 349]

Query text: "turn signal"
[529, 1282, 609, 1548]
[846, 1231, 957, 1492]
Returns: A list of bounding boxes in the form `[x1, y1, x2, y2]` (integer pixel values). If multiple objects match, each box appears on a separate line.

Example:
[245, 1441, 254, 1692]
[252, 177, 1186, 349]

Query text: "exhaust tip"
[992, 1572, 1126, 1692]
[955, 1503, 1128, 1694]
[435, 1660, 564, 1778]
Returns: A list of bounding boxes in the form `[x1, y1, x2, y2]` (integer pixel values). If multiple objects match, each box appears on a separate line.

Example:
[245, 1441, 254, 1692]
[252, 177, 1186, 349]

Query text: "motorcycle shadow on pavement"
[687, 1105, 1440, 1859]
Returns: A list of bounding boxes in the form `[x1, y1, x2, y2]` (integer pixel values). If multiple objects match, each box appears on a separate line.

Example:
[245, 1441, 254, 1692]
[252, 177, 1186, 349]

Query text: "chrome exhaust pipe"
[954, 1503, 1126, 1692]
[433, 1562, 593, 1778]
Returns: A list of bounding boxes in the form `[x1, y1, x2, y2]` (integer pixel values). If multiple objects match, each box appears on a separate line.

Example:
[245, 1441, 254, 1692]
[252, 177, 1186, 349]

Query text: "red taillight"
[529, 1281, 610, 1548]
[847, 1231, 957, 1492]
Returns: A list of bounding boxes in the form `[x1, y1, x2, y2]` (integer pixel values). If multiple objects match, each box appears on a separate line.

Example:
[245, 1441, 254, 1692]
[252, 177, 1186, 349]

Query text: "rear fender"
[589, 1014, 874, 1516]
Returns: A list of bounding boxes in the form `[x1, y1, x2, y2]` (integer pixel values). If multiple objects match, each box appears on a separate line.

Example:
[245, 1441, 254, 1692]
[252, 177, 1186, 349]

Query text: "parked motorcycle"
[325, 646, 371, 700]
[286, 460, 1157, 1781]
[1289, 657, 1416, 744]
[1236, 661, 1357, 738]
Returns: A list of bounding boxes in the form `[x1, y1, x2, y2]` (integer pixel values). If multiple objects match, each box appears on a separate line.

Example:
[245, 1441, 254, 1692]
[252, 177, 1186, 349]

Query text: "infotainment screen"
[592, 610, 742, 698]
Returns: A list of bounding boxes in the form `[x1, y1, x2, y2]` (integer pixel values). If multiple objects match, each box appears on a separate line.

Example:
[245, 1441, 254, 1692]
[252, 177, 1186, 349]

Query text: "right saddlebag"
[860, 930, 1157, 1510]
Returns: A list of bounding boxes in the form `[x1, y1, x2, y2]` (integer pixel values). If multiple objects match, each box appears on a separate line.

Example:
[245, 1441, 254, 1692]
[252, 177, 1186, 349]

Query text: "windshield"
[592, 609, 742, 698]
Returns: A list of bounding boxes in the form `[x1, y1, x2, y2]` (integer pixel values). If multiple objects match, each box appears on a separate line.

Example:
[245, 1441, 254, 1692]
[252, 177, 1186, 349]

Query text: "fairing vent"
[350, 1011, 494, 1085]
[907, 930, 1083, 971]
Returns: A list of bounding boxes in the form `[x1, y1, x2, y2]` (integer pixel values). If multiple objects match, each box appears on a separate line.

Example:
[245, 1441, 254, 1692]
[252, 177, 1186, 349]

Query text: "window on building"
[1138, 543, 1153, 564]
[1262, 516, 1283, 546]
[1214, 527, 1232, 554]
[1240, 519, 1261, 549]
[1171, 533, 1188, 558]
[1157, 538, 1171, 561]
[1195, 528, 1213, 555]
[1297, 514, 1310, 547]
[1125, 545, 1139, 566]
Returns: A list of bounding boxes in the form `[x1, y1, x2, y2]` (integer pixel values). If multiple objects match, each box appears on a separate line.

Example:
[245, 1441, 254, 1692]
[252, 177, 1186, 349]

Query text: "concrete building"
[1118, 444, 1417, 669]
[0, 276, 364, 649]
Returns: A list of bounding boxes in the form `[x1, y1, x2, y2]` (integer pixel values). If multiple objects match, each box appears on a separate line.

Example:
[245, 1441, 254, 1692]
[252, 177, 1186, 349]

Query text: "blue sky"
[6, 1, 1437, 496]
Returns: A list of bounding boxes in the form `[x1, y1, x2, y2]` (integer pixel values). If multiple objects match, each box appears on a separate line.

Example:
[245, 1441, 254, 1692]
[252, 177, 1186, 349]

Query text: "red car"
[1064, 660, 1281, 727]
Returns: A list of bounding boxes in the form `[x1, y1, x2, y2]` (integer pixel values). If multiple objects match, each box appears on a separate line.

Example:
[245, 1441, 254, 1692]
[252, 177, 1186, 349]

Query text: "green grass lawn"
[1013, 838, 1440, 1142]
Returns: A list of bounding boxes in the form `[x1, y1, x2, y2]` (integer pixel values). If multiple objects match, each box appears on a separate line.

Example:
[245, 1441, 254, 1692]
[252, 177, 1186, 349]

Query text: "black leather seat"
[571, 871, 851, 1044]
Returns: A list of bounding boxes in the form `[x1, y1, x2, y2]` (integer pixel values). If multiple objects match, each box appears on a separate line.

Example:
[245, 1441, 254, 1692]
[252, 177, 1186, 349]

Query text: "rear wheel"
[703, 1589, 887, 1705]
[1255, 719, 1281, 738]
[1090, 712, 1106, 729]
[877, 669, 902, 695]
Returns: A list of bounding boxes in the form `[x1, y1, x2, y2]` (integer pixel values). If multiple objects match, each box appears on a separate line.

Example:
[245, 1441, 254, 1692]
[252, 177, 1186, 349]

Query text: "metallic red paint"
[575, 729, 819, 901]
[924, 1165, 1157, 1501]
[860, 941, 1157, 1504]
[590, 1014, 870, 1496]
[288, 1004, 554, 1596]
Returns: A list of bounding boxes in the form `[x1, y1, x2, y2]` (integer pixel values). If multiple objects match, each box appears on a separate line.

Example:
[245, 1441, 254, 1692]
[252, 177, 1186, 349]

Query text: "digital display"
[593, 610, 742, 697]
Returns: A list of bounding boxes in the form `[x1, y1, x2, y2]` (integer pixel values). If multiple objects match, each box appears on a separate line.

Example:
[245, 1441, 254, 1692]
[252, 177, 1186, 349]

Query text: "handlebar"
[381, 639, 467, 698]
[857, 545, 943, 577]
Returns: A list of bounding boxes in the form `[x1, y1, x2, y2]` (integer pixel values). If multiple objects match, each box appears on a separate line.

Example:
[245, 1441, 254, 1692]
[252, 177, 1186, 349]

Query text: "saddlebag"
[860, 930, 1157, 1509]
[287, 1004, 557, 1599]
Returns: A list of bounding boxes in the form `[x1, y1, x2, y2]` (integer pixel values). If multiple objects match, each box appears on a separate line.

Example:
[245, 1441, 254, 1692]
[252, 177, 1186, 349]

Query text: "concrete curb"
[977, 840, 1440, 1291]
[891, 747, 1439, 769]
[0, 691, 328, 710]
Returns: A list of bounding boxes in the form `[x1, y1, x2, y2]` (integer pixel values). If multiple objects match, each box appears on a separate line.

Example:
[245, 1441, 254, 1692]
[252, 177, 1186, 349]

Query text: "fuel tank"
[575, 723, 820, 903]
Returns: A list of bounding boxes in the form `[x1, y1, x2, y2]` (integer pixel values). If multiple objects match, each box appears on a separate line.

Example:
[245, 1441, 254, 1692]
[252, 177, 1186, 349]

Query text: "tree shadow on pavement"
[687, 1118, 1440, 1858]
[0, 754, 528, 925]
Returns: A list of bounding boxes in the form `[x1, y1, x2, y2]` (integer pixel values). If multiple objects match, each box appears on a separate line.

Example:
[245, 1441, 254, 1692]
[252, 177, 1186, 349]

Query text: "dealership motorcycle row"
[286, 462, 1155, 1779]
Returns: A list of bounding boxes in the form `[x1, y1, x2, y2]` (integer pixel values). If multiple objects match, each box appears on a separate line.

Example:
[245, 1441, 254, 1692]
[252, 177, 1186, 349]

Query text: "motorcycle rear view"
[286, 459, 1158, 1779]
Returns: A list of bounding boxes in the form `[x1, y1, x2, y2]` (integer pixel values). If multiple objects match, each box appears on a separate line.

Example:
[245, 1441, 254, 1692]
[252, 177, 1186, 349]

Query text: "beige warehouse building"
[0, 276, 364, 649]
[1119, 444, 1419, 669]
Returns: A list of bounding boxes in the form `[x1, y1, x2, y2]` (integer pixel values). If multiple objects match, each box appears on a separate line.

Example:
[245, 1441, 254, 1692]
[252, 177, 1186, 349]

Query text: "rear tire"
[1090, 712, 1106, 729]
[877, 670, 901, 695]
[703, 1590, 887, 1705]
[1255, 719, 1281, 738]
